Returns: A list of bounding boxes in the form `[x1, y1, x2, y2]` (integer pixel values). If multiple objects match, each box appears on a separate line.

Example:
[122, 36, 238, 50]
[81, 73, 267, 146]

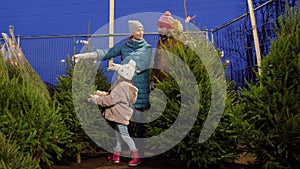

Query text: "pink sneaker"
[128, 150, 141, 167]
[107, 151, 120, 164]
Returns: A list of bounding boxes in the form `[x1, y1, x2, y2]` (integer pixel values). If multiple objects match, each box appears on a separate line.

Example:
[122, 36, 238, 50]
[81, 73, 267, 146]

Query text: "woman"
[150, 11, 185, 85]
[74, 19, 152, 153]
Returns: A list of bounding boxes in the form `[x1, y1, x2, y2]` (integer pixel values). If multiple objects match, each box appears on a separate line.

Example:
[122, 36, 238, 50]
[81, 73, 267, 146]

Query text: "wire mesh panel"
[6, 34, 160, 86]
[20, 37, 75, 85]
[212, 0, 286, 88]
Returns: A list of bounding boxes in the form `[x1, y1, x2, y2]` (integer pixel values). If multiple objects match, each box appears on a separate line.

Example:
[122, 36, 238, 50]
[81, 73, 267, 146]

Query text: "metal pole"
[247, 0, 262, 77]
[205, 29, 209, 45]
[17, 35, 20, 48]
[184, 0, 188, 31]
[210, 29, 214, 45]
[183, 0, 187, 19]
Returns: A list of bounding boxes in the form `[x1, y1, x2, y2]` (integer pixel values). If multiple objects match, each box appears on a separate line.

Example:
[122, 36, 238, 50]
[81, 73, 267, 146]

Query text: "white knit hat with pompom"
[117, 59, 136, 80]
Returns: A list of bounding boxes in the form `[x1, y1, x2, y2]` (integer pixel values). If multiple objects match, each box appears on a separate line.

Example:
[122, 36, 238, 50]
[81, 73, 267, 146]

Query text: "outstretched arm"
[73, 45, 123, 63]
[96, 45, 122, 61]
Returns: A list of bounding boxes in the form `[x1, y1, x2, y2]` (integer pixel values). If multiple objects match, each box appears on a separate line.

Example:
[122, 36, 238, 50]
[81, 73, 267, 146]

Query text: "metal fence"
[1, 0, 291, 88]
[211, 0, 284, 88]
[1, 33, 161, 85]
[1, 31, 210, 86]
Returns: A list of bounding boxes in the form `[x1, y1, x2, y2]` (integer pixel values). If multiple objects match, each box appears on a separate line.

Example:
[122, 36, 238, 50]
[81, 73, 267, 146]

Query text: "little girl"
[88, 59, 141, 167]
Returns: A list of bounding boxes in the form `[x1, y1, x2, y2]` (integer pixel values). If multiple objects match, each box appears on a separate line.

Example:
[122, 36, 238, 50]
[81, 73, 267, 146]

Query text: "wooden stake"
[108, 0, 114, 68]
[247, 0, 262, 76]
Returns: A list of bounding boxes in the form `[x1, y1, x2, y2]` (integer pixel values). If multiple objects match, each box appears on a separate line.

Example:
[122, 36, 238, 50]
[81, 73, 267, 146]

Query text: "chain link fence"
[1, 33, 160, 85]
[1, 0, 293, 88]
[211, 0, 288, 88]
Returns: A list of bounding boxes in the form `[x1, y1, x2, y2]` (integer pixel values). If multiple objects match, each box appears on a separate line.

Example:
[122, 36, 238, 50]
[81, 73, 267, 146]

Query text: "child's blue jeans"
[114, 123, 137, 152]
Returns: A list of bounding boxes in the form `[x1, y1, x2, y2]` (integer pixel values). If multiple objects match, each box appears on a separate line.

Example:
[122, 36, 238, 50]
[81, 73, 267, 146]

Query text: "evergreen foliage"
[146, 28, 240, 168]
[233, 7, 300, 169]
[0, 32, 72, 167]
[53, 56, 111, 162]
[73, 58, 115, 149]
[0, 133, 39, 169]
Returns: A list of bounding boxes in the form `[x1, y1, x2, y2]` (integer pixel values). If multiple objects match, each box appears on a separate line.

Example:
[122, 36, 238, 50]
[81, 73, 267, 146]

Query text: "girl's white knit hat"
[118, 59, 136, 80]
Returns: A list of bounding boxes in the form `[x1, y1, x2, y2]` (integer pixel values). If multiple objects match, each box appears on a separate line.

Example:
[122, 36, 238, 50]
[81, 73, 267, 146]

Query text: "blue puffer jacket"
[96, 38, 152, 109]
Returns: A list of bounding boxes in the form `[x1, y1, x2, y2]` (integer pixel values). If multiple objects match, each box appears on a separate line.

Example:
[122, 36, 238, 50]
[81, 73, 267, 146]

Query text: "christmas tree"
[146, 25, 240, 168]
[233, 7, 300, 169]
[0, 27, 72, 167]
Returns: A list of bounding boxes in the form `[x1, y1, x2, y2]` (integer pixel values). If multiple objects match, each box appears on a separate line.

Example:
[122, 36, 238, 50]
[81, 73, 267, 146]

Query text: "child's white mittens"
[95, 90, 108, 96]
[87, 94, 100, 104]
[107, 63, 121, 71]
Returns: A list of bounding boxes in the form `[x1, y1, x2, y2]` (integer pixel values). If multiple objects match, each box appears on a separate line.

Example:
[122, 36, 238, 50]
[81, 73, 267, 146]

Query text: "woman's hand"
[72, 52, 97, 63]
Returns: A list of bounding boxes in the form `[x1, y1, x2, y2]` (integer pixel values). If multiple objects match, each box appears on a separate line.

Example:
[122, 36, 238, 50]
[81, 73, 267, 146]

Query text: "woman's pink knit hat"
[157, 11, 174, 28]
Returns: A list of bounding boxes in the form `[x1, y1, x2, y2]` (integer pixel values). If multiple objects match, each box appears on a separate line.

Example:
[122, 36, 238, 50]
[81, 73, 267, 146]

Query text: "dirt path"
[51, 152, 256, 169]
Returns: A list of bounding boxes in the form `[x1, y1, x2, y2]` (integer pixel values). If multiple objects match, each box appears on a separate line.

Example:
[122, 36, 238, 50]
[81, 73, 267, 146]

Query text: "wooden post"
[247, 0, 262, 76]
[108, 0, 114, 68]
